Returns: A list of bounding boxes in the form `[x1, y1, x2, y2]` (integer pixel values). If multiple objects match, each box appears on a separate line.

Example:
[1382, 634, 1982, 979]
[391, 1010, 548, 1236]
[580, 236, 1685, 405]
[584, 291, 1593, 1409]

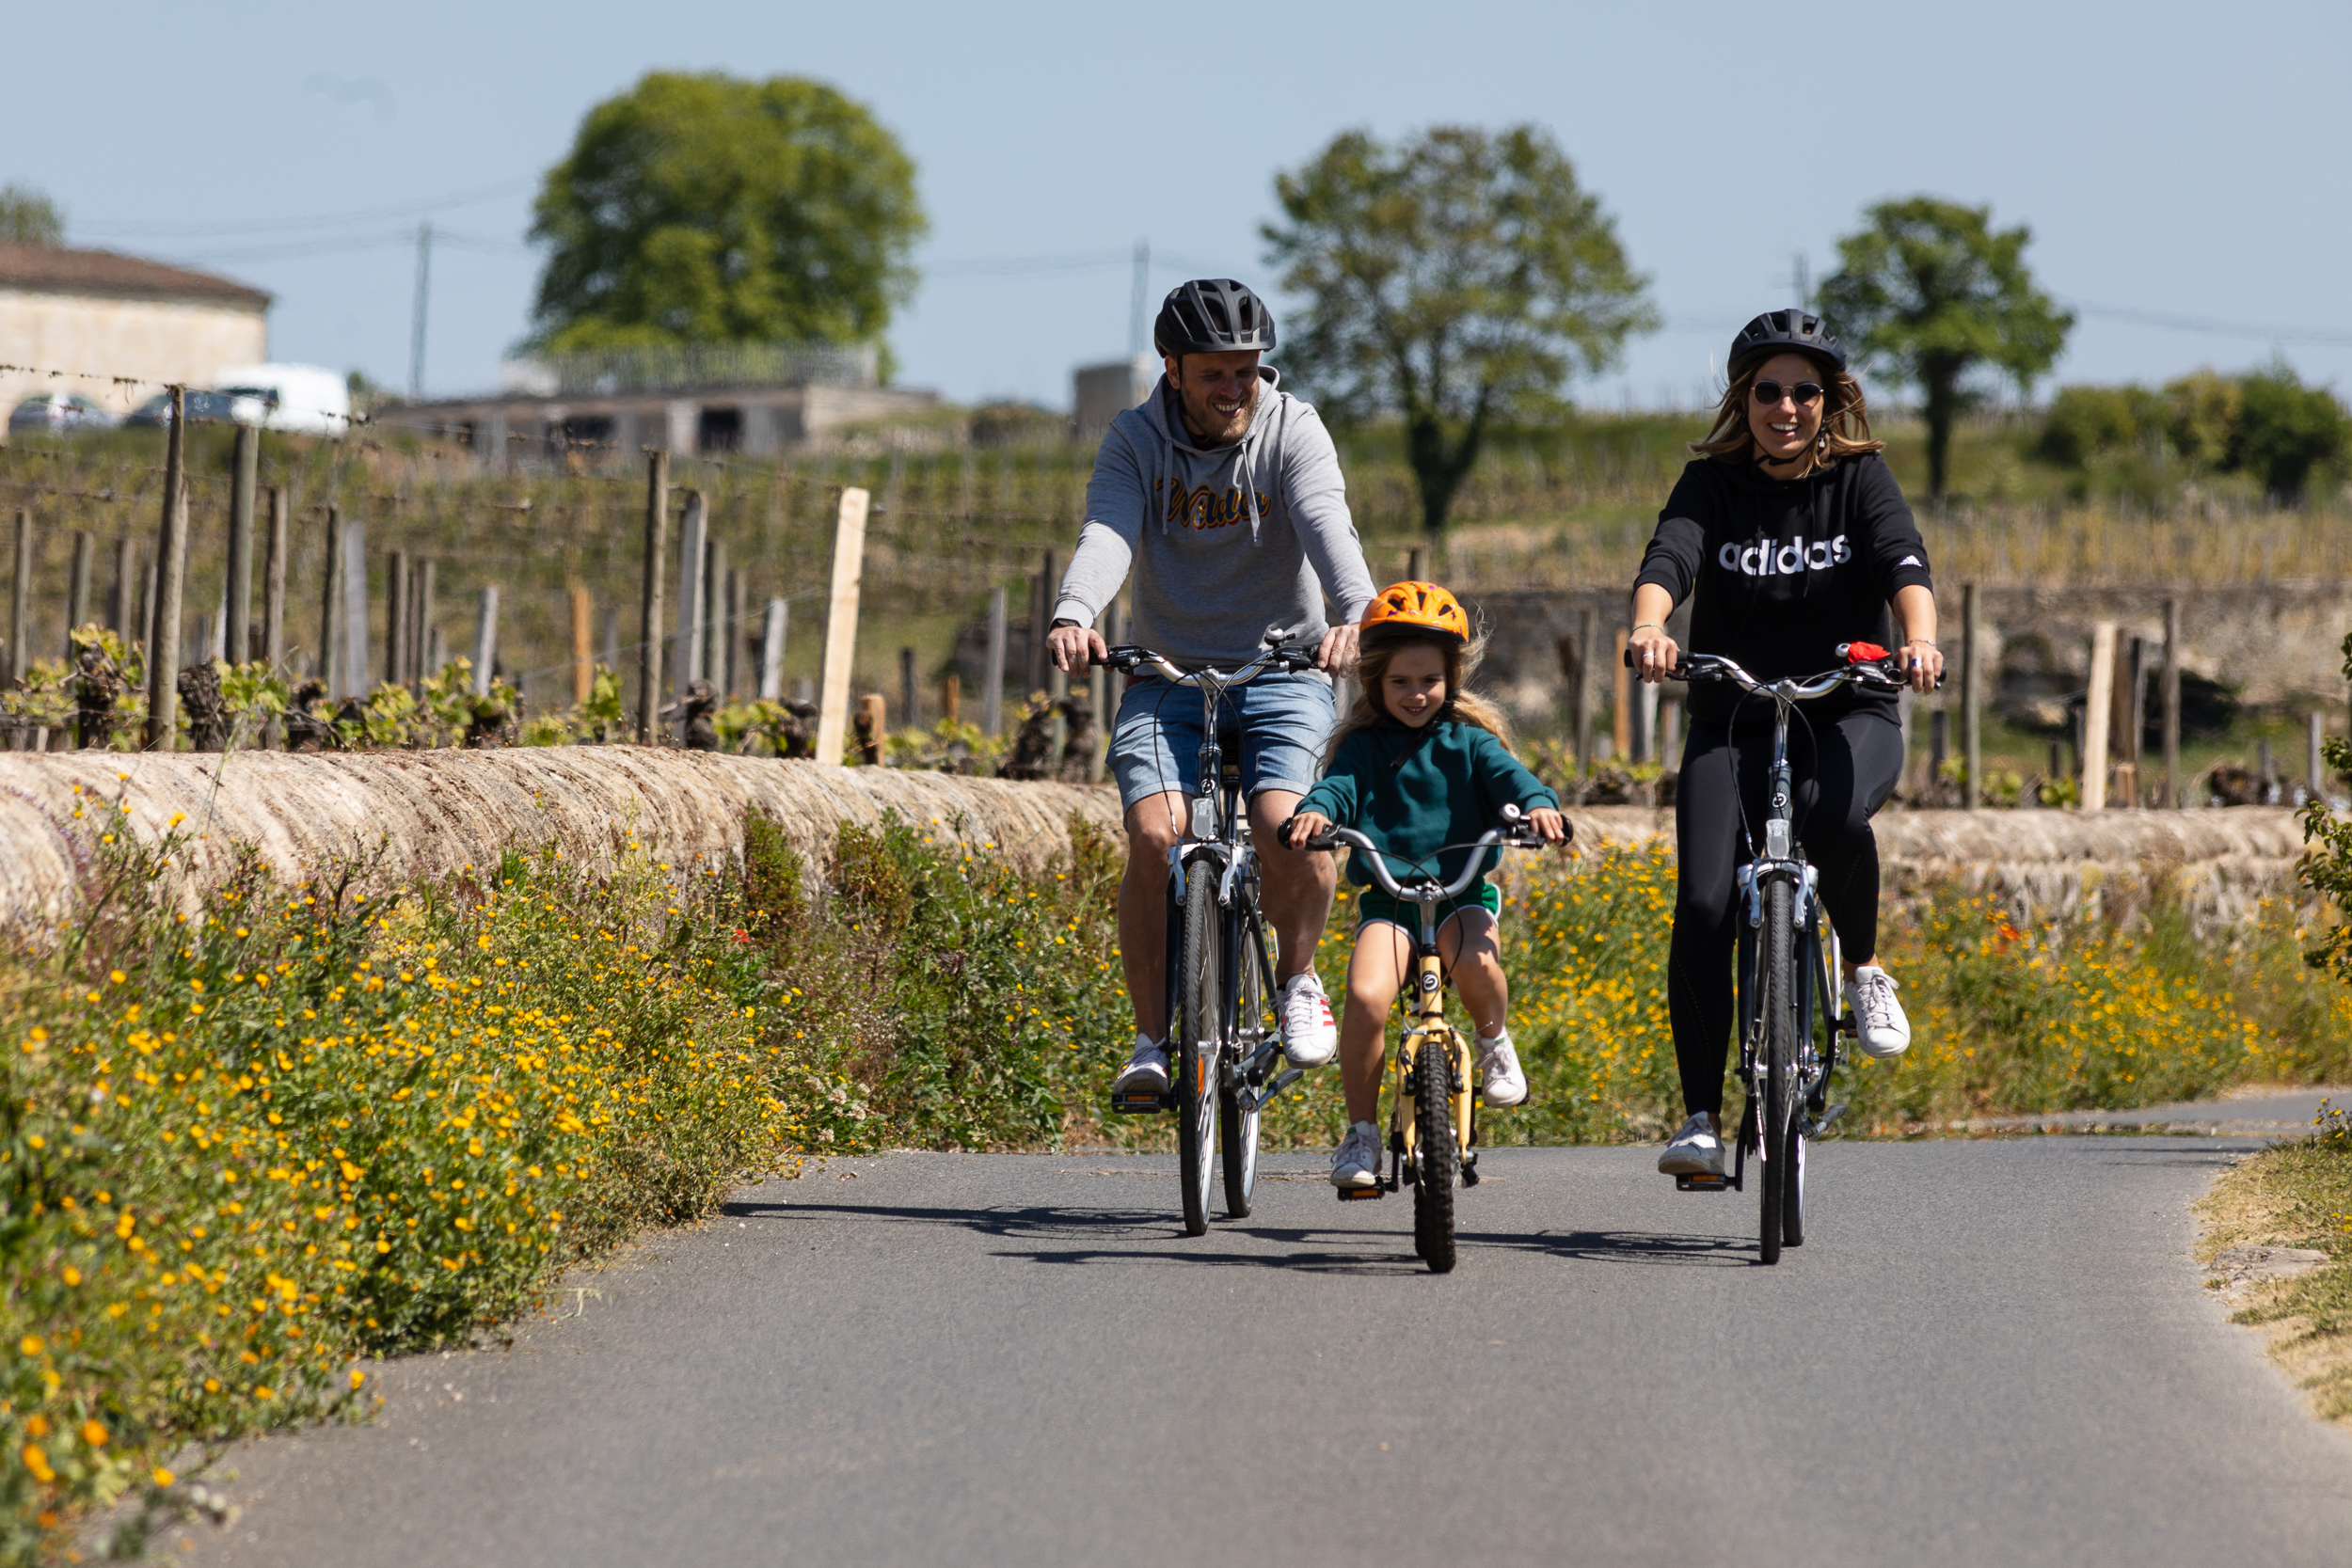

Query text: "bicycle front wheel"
[1177, 864, 1221, 1238]
[1219, 915, 1270, 1218]
[1413, 1035, 1459, 1274]
[1758, 876, 1795, 1265]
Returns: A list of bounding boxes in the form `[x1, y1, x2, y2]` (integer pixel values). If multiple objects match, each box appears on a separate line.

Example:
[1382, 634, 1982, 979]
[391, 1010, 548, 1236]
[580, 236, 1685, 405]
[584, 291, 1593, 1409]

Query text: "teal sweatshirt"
[1295, 714, 1560, 889]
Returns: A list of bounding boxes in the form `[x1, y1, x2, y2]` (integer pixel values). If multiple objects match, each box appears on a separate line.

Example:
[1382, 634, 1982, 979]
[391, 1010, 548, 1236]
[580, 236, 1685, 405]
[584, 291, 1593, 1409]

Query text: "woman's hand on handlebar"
[1047, 622, 1106, 673]
[1629, 625, 1680, 684]
[1285, 809, 1332, 851]
[1898, 638, 1943, 694]
[1527, 806, 1570, 848]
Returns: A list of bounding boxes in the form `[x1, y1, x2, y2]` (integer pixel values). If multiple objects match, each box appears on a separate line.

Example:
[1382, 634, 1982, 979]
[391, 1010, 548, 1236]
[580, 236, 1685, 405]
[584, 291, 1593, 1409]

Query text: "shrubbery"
[2036, 361, 2348, 501]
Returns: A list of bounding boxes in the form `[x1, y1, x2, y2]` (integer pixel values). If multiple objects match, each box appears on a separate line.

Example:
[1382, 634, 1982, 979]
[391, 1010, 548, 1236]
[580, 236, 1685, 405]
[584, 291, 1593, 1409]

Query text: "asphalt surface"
[176, 1138, 2352, 1568]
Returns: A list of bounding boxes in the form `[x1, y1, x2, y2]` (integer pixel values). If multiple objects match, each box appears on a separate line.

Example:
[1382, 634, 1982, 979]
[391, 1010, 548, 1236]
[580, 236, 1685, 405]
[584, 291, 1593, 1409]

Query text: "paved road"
[181, 1140, 2352, 1568]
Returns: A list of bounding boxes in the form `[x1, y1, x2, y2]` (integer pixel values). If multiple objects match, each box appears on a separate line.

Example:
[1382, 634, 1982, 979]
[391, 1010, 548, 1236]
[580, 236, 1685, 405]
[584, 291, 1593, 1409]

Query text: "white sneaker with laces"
[1279, 973, 1339, 1067]
[1110, 1034, 1170, 1097]
[1329, 1119, 1383, 1189]
[1475, 1027, 1527, 1107]
[1850, 965, 1912, 1058]
[1657, 1113, 1724, 1177]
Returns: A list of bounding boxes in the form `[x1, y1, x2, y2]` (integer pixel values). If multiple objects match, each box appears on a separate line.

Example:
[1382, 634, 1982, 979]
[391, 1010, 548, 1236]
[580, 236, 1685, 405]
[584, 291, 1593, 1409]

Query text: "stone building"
[0, 243, 270, 424]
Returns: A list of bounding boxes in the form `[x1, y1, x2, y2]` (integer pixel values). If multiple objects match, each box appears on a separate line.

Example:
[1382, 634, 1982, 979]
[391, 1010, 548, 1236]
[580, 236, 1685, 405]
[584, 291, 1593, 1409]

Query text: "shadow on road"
[723, 1197, 1760, 1272]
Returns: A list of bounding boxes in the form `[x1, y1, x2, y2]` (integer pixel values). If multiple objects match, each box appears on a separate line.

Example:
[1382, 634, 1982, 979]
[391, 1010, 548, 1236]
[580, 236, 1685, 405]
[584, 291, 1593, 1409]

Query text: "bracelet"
[1632, 623, 1663, 634]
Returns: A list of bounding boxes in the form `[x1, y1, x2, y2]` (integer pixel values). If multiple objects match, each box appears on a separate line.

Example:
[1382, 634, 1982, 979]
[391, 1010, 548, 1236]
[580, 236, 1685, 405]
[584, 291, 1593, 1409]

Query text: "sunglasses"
[1752, 379, 1825, 406]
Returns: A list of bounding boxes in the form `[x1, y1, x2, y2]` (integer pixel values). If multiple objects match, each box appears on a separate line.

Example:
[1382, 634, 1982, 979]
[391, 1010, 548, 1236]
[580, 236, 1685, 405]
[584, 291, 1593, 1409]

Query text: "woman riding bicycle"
[1629, 310, 1942, 1180]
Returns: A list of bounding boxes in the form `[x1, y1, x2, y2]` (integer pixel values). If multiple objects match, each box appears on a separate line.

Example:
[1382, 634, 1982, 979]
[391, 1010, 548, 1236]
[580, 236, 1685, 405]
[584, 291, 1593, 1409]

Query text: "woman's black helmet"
[1153, 278, 1277, 359]
[1727, 309, 1846, 377]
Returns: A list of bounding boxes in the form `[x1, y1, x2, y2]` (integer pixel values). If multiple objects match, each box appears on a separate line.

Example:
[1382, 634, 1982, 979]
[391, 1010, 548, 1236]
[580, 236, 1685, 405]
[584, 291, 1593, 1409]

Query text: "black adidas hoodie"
[1632, 452, 1933, 728]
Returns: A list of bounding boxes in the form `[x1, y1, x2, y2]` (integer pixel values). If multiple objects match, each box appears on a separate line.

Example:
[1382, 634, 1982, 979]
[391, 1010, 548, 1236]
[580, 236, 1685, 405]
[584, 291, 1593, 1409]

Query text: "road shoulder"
[2198, 1107, 2352, 1424]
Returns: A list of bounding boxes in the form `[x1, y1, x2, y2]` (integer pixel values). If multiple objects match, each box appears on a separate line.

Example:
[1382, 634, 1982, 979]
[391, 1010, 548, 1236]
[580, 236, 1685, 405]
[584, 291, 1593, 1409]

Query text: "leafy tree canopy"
[1819, 197, 2072, 498]
[2032, 361, 2346, 500]
[526, 72, 925, 356]
[0, 183, 63, 246]
[1264, 124, 1656, 537]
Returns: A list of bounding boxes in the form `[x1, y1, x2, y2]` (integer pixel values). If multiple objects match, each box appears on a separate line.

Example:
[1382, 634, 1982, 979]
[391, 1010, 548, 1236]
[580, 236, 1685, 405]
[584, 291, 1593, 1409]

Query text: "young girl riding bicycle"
[1285, 583, 1570, 1191]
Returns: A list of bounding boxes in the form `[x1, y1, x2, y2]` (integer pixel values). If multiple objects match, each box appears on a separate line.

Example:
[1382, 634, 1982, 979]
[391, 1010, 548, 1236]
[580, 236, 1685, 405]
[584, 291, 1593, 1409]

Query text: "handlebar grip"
[1624, 646, 1688, 680]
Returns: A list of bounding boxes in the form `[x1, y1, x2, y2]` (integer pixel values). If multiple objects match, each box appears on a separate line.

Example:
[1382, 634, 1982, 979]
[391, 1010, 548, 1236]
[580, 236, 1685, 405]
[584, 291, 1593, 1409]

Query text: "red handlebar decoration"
[1838, 641, 1889, 663]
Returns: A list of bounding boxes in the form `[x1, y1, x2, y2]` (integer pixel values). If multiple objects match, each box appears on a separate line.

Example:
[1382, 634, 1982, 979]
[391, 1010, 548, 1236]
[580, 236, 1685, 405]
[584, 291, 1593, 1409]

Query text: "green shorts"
[1353, 879, 1502, 935]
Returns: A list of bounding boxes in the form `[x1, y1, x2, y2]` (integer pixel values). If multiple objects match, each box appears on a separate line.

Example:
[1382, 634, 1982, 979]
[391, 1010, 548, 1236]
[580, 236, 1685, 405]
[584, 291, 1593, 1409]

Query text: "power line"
[73, 176, 535, 241]
[2063, 299, 2352, 349]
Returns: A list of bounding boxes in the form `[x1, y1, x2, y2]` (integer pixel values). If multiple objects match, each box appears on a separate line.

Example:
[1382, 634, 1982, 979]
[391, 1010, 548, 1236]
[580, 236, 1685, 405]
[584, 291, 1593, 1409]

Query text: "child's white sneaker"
[1329, 1120, 1383, 1189]
[1475, 1027, 1527, 1106]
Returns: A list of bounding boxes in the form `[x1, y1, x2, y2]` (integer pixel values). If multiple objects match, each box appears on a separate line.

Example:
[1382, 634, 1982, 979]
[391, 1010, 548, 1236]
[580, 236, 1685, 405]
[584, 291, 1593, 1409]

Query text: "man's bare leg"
[1120, 791, 1188, 1042]
[1248, 788, 1336, 982]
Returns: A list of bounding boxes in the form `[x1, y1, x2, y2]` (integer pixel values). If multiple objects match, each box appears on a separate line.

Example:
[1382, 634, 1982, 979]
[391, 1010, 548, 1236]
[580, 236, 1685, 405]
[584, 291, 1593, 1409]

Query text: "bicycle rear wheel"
[1758, 877, 1795, 1265]
[1413, 1035, 1459, 1274]
[1177, 865, 1221, 1238]
[1219, 915, 1270, 1218]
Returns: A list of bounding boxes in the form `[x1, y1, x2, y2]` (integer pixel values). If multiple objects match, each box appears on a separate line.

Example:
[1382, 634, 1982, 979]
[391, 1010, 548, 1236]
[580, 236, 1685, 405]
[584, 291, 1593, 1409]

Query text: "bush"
[2233, 361, 2350, 502]
[2037, 385, 2164, 467]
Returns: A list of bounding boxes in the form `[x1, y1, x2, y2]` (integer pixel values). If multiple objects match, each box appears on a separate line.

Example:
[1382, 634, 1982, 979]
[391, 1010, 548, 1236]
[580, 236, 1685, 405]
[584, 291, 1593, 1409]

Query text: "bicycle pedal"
[1336, 1186, 1384, 1202]
[1108, 1091, 1170, 1116]
[1675, 1173, 1732, 1193]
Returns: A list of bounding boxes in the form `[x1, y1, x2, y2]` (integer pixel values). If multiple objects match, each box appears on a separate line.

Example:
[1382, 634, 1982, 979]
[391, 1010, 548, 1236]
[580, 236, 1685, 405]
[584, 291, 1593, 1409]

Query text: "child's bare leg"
[1440, 911, 1508, 1036]
[1342, 924, 1409, 1126]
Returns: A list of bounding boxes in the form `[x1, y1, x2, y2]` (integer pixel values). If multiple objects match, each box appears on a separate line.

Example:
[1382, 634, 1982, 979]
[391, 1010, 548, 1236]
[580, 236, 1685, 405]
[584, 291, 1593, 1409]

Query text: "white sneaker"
[1475, 1027, 1527, 1107]
[1329, 1120, 1383, 1189]
[1657, 1113, 1724, 1177]
[1279, 973, 1339, 1067]
[1110, 1035, 1170, 1096]
[1850, 966, 1911, 1059]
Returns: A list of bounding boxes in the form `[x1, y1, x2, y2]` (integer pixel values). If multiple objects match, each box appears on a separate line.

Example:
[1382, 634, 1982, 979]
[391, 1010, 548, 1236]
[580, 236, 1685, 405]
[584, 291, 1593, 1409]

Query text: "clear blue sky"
[9, 0, 2348, 411]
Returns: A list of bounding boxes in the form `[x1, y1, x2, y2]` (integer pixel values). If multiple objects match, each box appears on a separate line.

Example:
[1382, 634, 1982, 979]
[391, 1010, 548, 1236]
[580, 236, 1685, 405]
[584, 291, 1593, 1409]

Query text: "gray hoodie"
[1053, 368, 1376, 669]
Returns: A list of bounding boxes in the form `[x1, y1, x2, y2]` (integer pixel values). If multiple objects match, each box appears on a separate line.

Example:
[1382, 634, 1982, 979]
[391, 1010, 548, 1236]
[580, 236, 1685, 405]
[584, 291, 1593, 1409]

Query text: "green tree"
[2232, 360, 2348, 502]
[0, 183, 63, 246]
[526, 72, 924, 356]
[1263, 124, 1656, 539]
[1818, 198, 2072, 499]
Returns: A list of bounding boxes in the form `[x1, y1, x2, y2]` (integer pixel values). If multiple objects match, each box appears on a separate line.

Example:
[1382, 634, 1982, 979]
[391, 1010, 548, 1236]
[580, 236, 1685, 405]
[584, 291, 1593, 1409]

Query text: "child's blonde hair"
[1326, 618, 1516, 765]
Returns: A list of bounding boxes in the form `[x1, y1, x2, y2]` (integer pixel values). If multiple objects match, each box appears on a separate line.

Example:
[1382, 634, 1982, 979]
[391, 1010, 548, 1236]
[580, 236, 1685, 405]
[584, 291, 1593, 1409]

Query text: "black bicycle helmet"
[1727, 309, 1846, 377]
[1152, 278, 1277, 358]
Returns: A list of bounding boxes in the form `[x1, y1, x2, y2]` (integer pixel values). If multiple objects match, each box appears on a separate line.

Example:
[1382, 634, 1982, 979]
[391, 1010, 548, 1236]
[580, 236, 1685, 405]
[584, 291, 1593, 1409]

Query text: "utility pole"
[1129, 239, 1152, 359]
[408, 220, 433, 402]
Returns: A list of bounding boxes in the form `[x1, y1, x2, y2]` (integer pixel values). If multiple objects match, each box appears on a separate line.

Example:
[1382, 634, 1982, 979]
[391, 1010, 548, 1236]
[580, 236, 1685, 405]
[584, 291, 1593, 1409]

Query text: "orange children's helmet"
[1361, 580, 1470, 645]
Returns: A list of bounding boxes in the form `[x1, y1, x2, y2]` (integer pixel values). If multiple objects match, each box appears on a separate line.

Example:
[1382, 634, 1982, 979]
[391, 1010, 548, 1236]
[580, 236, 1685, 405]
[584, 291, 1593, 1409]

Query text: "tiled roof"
[0, 244, 270, 309]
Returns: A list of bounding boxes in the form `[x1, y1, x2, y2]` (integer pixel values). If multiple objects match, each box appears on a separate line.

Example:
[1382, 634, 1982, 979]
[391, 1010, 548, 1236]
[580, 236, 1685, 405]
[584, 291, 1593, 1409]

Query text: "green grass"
[2200, 1106, 2352, 1420]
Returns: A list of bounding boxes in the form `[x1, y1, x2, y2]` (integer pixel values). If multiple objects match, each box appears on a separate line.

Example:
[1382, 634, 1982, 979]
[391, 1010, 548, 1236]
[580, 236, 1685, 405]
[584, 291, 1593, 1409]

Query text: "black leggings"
[1667, 708, 1904, 1118]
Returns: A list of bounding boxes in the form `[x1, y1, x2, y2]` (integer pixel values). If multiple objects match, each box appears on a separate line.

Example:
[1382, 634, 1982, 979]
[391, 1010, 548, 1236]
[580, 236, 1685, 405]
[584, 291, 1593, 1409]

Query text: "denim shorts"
[1108, 671, 1335, 811]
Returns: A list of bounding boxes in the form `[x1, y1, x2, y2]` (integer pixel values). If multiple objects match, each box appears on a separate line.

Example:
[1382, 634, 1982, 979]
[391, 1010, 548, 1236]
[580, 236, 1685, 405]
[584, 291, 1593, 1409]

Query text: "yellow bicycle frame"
[1391, 927, 1476, 1181]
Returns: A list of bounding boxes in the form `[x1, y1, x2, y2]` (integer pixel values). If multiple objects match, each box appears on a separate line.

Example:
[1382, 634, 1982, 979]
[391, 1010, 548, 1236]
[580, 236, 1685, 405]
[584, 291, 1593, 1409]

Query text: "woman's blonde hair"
[1692, 357, 1883, 477]
[1326, 619, 1516, 764]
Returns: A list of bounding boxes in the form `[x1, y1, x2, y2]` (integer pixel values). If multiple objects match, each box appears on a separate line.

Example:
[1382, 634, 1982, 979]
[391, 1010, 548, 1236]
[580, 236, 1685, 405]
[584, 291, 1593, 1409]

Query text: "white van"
[211, 363, 352, 436]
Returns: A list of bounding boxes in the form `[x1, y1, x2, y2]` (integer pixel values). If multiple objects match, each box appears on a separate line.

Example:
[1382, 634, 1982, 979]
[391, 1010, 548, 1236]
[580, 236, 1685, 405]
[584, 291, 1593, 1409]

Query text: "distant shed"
[0, 243, 271, 426]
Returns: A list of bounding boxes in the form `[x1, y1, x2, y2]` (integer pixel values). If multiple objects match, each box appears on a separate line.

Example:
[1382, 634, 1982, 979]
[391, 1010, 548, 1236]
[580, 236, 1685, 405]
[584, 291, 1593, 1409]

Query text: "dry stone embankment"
[0, 751, 2316, 935]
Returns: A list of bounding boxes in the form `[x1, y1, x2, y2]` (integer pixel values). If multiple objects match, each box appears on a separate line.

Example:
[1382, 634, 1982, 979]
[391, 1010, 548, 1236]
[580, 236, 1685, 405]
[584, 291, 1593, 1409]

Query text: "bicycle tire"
[1177, 865, 1220, 1238]
[1413, 1034, 1459, 1274]
[1219, 915, 1269, 1218]
[1779, 1111, 1806, 1247]
[1759, 876, 1794, 1265]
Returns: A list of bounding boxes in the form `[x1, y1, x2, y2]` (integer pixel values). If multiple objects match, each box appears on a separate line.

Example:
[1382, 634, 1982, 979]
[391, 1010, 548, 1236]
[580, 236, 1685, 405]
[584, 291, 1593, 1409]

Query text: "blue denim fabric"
[1108, 671, 1336, 811]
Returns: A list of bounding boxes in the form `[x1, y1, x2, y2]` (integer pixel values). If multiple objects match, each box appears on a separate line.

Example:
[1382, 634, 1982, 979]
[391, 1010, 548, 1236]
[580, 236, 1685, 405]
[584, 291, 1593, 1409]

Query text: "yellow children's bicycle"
[1298, 808, 1545, 1274]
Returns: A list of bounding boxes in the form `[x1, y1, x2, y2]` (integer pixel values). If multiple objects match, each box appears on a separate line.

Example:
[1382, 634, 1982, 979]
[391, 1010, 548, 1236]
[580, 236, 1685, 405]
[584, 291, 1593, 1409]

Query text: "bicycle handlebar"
[1289, 805, 1546, 903]
[1620, 643, 1932, 695]
[1094, 642, 1321, 683]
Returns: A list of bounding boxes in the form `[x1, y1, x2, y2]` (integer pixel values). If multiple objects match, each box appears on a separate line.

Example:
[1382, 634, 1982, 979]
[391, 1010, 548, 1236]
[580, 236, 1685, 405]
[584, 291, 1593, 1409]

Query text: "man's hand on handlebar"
[1315, 621, 1359, 674]
[1285, 809, 1332, 851]
[1048, 622, 1105, 674]
[1629, 625, 1679, 684]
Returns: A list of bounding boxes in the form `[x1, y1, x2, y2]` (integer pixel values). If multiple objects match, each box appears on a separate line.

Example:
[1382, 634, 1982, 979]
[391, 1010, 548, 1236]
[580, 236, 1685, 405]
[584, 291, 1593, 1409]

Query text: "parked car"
[124, 388, 265, 427]
[8, 392, 116, 433]
[211, 363, 350, 436]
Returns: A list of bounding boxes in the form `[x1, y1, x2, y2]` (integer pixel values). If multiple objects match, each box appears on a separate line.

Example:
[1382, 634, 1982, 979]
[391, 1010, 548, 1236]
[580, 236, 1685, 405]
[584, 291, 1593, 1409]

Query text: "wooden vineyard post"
[6, 509, 28, 704]
[570, 584, 593, 705]
[1612, 627, 1631, 763]
[983, 585, 1008, 737]
[262, 487, 287, 669]
[226, 421, 257, 663]
[636, 449, 668, 744]
[473, 587, 501, 698]
[65, 532, 93, 656]
[2082, 622, 2116, 811]
[1960, 585, 1980, 809]
[2162, 598, 2182, 809]
[760, 597, 787, 700]
[1574, 606, 1597, 779]
[320, 505, 342, 698]
[672, 491, 707, 714]
[813, 486, 871, 766]
[145, 388, 189, 750]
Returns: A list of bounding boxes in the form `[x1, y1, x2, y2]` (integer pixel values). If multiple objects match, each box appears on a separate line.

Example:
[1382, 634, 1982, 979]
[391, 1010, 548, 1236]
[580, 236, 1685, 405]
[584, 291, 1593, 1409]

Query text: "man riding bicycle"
[1046, 277, 1377, 1097]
